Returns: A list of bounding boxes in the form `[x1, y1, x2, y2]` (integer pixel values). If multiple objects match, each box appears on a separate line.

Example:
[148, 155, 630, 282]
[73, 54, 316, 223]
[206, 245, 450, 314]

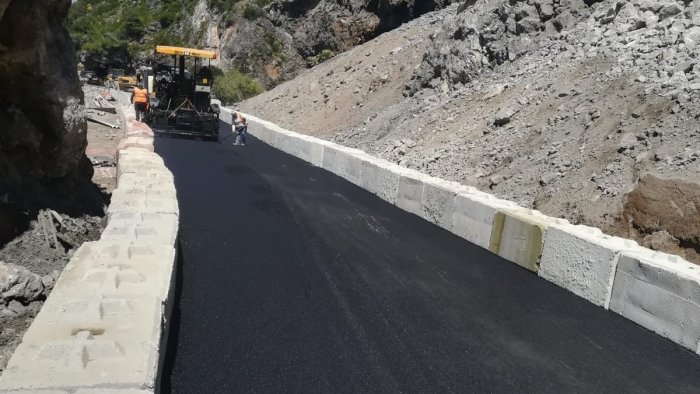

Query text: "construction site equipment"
[145, 45, 219, 140]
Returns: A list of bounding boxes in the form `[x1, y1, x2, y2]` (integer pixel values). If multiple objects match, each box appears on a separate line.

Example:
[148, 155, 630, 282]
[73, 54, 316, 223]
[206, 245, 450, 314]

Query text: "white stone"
[52, 241, 176, 303]
[421, 177, 473, 231]
[539, 224, 641, 308]
[489, 208, 565, 272]
[321, 144, 367, 186]
[0, 296, 160, 392]
[610, 249, 700, 354]
[451, 191, 521, 249]
[359, 158, 404, 205]
[396, 170, 430, 216]
[102, 212, 179, 246]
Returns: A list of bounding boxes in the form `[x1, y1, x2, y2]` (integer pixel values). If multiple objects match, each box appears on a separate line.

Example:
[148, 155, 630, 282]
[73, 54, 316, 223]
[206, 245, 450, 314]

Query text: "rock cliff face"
[0, 0, 94, 242]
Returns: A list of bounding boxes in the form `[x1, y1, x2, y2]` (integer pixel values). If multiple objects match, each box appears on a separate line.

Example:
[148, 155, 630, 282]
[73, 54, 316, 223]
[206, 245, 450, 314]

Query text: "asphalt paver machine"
[147, 45, 220, 140]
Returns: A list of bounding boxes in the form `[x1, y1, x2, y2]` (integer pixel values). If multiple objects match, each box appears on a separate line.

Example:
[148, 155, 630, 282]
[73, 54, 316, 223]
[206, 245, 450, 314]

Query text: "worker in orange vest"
[131, 83, 149, 122]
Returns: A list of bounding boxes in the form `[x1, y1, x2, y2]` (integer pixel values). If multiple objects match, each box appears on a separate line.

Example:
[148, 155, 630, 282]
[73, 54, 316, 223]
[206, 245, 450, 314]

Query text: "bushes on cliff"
[212, 69, 264, 105]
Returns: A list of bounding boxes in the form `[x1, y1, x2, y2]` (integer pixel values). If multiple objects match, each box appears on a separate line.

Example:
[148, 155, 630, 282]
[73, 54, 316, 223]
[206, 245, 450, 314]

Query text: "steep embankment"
[243, 0, 700, 263]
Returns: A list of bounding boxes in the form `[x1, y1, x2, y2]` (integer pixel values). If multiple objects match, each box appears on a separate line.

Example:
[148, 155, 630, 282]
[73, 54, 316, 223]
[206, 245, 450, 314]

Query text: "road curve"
[155, 122, 700, 394]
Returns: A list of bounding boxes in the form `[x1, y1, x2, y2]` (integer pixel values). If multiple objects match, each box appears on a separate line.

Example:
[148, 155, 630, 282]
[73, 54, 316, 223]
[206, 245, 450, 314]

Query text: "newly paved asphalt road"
[155, 123, 700, 393]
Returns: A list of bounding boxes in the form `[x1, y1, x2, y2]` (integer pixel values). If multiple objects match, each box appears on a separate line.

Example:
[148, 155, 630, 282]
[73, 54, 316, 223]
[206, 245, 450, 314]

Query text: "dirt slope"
[243, 0, 700, 263]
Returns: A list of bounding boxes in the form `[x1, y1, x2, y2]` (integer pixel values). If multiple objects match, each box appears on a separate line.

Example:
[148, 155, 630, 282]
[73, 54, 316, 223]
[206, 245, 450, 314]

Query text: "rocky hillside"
[68, 0, 452, 87]
[242, 0, 700, 263]
[0, 0, 101, 244]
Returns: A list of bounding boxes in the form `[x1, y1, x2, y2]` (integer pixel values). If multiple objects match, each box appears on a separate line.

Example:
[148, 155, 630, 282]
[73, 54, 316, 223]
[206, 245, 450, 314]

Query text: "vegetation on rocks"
[212, 68, 264, 105]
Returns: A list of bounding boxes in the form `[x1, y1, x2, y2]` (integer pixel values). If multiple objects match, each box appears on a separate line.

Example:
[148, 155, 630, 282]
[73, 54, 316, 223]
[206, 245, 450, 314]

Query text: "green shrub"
[307, 49, 335, 66]
[212, 68, 264, 105]
[243, 4, 262, 20]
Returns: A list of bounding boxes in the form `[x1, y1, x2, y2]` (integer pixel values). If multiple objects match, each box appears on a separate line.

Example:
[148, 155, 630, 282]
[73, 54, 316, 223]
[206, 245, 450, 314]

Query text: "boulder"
[624, 175, 700, 248]
[0, 262, 44, 303]
[0, 0, 94, 210]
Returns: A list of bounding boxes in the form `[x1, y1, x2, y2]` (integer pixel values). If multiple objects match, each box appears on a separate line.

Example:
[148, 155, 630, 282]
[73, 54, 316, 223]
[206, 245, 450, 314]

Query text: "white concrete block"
[396, 170, 430, 216]
[451, 190, 521, 249]
[102, 212, 179, 247]
[108, 188, 179, 217]
[421, 177, 474, 231]
[539, 224, 641, 308]
[0, 296, 160, 392]
[296, 135, 330, 167]
[610, 249, 700, 353]
[489, 208, 568, 272]
[359, 158, 403, 205]
[116, 173, 176, 193]
[219, 107, 233, 124]
[52, 241, 176, 302]
[321, 144, 367, 185]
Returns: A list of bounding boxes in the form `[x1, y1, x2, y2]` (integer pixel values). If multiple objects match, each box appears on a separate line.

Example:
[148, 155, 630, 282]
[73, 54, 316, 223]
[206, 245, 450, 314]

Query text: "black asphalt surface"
[156, 123, 700, 394]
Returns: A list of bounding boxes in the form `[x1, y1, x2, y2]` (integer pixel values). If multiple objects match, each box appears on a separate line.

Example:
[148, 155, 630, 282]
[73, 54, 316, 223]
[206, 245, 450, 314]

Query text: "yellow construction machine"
[145, 45, 219, 140]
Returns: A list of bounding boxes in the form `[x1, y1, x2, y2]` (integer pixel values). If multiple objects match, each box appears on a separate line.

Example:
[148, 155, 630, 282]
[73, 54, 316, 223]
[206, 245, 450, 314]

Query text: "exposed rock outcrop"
[0, 0, 97, 243]
[624, 175, 700, 262]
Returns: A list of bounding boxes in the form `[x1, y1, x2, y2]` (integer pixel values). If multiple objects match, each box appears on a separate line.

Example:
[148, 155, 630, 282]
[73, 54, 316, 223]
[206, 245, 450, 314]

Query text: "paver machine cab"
[147, 45, 219, 140]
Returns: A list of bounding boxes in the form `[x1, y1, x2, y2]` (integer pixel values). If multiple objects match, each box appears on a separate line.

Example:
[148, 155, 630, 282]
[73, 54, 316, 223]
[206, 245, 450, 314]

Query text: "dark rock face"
[0, 0, 96, 242]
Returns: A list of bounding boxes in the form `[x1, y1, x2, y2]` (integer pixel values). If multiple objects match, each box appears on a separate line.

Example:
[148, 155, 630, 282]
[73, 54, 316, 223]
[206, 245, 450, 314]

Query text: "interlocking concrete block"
[489, 208, 568, 272]
[116, 173, 176, 193]
[52, 241, 176, 302]
[102, 212, 179, 246]
[0, 295, 161, 391]
[108, 189, 178, 217]
[539, 224, 641, 308]
[421, 177, 475, 231]
[359, 158, 404, 205]
[117, 136, 154, 152]
[451, 190, 521, 249]
[396, 169, 430, 216]
[610, 249, 700, 353]
[321, 144, 367, 186]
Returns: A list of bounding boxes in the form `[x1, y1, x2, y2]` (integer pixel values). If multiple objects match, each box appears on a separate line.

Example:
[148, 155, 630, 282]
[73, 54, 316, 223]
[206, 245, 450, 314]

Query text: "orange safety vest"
[133, 88, 148, 104]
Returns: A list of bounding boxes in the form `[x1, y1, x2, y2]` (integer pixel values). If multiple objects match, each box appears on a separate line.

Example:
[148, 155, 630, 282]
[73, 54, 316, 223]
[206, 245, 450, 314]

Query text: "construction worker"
[232, 108, 248, 146]
[131, 83, 149, 122]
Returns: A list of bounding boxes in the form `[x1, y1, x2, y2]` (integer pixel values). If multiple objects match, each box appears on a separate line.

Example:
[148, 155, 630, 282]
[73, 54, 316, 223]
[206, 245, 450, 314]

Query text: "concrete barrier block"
[117, 136, 154, 152]
[321, 144, 366, 185]
[396, 170, 430, 216]
[219, 108, 233, 124]
[116, 173, 176, 193]
[421, 177, 474, 231]
[609, 250, 700, 353]
[451, 190, 521, 249]
[246, 121, 276, 146]
[359, 158, 404, 205]
[52, 241, 176, 302]
[296, 135, 330, 167]
[108, 190, 178, 217]
[539, 224, 641, 308]
[102, 212, 179, 247]
[0, 296, 160, 392]
[489, 208, 568, 272]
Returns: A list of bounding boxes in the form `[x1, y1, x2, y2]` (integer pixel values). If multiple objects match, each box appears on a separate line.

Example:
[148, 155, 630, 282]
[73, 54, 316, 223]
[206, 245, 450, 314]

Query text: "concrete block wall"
[0, 101, 179, 392]
[227, 109, 700, 357]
